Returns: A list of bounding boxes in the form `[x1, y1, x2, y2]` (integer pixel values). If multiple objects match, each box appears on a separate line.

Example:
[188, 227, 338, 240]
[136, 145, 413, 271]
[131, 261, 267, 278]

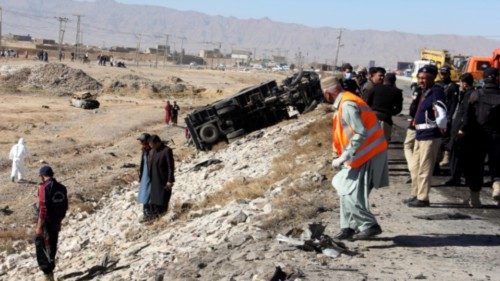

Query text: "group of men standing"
[322, 63, 500, 240]
[137, 133, 176, 222]
[402, 66, 500, 208]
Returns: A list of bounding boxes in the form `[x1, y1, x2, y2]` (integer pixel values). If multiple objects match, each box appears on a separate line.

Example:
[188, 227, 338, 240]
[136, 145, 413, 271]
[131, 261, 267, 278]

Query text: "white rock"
[6, 254, 19, 269]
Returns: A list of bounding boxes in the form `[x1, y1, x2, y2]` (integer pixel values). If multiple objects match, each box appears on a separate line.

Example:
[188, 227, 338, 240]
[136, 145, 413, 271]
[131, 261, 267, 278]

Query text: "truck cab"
[185, 71, 322, 150]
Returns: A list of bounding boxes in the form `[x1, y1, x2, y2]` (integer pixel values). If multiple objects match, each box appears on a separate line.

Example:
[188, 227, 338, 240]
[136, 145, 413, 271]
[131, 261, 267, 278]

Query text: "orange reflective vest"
[332, 91, 387, 168]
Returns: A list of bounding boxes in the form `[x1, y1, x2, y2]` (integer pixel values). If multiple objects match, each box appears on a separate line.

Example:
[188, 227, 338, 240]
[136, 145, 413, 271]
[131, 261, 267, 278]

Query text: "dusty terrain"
[0, 58, 499, 281]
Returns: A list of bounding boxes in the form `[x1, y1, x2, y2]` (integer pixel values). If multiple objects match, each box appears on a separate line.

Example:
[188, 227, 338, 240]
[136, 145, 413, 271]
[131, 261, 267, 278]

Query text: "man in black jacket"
[364, 72, 403, 141]
[148, 135, 175, 216]
[461, 68, 500, 207]
[444, 73, 474, 186]
[437, 66, 460, 167]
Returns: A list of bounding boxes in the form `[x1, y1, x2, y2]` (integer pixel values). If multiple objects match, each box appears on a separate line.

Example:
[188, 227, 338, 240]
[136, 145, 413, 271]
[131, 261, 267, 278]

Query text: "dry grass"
[0, 228, 30, 254]
[169, 111, 335, 225]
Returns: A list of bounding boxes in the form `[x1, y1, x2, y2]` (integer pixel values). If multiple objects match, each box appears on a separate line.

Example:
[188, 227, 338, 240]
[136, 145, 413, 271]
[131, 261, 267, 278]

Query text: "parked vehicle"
[462, 48, 500, 83]
[185, 71, 323, 150]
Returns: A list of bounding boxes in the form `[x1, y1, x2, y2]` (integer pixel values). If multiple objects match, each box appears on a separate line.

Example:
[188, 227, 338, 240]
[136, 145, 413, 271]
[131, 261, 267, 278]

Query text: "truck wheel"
[226, 129, 245, 140]
[199, 123, 220, 144]
[217, 105, 237, 115]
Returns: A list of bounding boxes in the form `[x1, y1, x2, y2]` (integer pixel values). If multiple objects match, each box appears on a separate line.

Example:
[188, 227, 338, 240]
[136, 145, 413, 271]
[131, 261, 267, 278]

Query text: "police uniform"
[408, 65, 447, 207]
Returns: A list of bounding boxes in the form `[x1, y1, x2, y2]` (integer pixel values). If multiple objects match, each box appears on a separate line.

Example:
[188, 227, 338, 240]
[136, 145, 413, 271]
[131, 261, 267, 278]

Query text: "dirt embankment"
[1, 63, 102, 95]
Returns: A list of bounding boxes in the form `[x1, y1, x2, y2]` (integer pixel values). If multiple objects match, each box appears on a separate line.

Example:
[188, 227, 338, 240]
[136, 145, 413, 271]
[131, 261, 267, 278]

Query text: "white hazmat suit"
[9, 138, 29, 182]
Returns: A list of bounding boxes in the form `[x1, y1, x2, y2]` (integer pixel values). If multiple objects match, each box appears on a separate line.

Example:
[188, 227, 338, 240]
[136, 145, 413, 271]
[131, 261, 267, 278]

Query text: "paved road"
[392, 78, 500, 225]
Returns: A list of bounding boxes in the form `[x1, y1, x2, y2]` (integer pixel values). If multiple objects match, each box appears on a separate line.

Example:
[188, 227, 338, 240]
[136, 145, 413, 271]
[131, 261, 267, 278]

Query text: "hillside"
[1, 0, 498, 68]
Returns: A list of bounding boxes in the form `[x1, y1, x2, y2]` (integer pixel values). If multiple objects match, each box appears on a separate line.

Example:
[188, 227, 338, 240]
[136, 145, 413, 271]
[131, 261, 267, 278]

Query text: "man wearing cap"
[436, 66, 460, 168]
[321, 76, 389, 240]
[462, 67, 500, 207]
[148, 135, 175, 217]
[35, 166, 68, 281]
[405, 65, 447, 207]
[137, 133, 153, 221]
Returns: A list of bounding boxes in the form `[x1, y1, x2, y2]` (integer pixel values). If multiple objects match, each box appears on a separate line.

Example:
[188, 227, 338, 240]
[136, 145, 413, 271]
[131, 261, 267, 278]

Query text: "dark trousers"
[449, 137, 466, 181]
[464, 133, 500, 191]
[35, 225, 59, 274]
[172, 114, 178, 125]
[150, 188, 172, 216]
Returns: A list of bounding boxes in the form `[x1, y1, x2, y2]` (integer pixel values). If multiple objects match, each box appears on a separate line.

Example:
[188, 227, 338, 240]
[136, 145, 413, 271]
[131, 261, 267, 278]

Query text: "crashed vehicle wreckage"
[185, 71, 323, 151]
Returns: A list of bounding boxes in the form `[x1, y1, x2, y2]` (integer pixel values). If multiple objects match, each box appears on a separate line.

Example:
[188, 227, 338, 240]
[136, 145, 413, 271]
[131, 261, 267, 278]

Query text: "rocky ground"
[0, 60, 499, 281]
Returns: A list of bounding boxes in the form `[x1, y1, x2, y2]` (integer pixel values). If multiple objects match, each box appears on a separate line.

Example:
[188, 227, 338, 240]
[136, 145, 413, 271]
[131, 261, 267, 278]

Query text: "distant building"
[148, 45, 170, 55]
[396, 62, 412, 71]
[7, 34, 32, 42]
[35, 38, 56, 45]
[110, 46, 137, 53]
[199, 49, 223, 59]
[273, 55, 287, 64]
[231, 50, 252, 61]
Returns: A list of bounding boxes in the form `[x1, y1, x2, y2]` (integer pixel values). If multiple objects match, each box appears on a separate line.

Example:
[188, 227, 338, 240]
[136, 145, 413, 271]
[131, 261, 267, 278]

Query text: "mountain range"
[1, 0, 498, 68]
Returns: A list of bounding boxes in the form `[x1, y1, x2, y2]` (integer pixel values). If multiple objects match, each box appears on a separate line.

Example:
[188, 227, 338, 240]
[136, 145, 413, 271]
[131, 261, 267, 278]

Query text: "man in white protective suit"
[9, 138, 29, 182]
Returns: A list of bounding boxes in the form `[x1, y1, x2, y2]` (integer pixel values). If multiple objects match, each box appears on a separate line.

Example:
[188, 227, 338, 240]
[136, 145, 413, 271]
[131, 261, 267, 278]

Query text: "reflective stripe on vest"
[332, 91, 388, 168]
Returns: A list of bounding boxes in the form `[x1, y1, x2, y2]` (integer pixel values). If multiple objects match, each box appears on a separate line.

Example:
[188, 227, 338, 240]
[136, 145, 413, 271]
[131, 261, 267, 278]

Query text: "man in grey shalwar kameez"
[322, 76, 390, 240]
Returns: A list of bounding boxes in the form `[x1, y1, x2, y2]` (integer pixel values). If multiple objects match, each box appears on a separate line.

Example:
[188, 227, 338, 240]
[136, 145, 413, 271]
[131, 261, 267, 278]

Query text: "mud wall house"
[231, 50, 252, 64]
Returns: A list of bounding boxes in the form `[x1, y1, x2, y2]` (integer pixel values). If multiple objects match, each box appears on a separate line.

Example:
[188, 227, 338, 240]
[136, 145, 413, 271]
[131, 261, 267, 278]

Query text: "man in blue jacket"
[405, 65, 447, 207]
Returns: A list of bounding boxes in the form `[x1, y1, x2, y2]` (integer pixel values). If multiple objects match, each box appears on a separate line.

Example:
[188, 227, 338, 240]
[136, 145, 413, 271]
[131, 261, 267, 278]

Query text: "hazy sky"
[113, 0, 500, 38]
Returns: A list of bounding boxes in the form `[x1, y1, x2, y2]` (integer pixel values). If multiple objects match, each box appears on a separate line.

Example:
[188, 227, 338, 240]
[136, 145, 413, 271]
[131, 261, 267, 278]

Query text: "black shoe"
[352, 224, 382, 240]
[444, 179, 461, 186]
[402, 196, 417, 204]
[407, 199, 430, 207]
[333, 228, 356, 240]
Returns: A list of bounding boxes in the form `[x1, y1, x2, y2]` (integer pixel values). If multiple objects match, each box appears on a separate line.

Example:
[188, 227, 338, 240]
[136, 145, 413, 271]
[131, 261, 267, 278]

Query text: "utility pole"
[55, 17, 69, 61]
[135, 33, 142, 67]
[74, 14, 83, 61]
[179, 36, 186, 65]
[333, 28, 343, 70]
[0, 6, 3, 51]
[163, 34, 170, 68]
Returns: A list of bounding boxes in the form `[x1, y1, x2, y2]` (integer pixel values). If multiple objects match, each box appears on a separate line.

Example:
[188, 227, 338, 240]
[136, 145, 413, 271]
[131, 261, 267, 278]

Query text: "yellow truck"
[420, 48, 464, 81]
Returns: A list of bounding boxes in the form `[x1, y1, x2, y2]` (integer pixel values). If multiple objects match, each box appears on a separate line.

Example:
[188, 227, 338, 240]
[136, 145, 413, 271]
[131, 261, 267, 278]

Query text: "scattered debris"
[0, 206, 13, 216]
[276, 223, 357, 258]
[121, 163, 137, 168]
[60, 253, 129, 280]
[192, 159, 223, 172]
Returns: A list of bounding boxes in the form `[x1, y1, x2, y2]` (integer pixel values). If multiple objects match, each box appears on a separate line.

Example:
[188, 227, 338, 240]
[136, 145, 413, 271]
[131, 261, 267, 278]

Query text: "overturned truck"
[185, 71, 323, 151]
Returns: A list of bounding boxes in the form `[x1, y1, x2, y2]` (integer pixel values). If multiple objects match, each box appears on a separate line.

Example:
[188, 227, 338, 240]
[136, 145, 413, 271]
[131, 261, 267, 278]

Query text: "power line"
[74, 14, 83, 61]
[333, 28, 343, 69]
[55, 16, 69, 61]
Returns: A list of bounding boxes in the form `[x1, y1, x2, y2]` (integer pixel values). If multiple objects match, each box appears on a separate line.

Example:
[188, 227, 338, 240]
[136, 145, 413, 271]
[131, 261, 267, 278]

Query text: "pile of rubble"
[1, 63, 102, 95]
[104, 74, 187, 95]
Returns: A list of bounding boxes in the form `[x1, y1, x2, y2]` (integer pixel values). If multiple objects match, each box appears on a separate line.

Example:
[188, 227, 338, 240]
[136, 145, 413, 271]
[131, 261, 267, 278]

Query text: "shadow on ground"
[366, 234, 500, 249]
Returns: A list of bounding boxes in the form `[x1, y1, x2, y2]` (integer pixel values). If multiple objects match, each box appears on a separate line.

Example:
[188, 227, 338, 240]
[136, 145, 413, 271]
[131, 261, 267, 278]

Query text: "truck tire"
[226, 129, 245, 140]
[199, 123, 220, 144]
[217, 105, 237, 115]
